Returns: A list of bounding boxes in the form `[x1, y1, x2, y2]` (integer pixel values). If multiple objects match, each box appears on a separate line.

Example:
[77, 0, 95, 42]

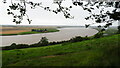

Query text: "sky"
[0, 0, 118, 26]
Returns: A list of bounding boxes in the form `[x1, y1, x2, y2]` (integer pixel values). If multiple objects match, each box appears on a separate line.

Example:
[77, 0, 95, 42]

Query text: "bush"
[29, 43, 40, 47]
[117, 26, 120, 34]
[38, 37, 49, 46]
[83, 36, 90, 40]
[70, 36, 84, 42]
[2, 43, 29, 50]
[94, 32, 103, 38]
[49, 41, 57, 45]
[15, 44, 29, 49]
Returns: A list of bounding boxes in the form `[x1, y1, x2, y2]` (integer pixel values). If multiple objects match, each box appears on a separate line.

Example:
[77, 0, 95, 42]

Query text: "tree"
[2, 0, 120, 31]
[70, 36, 83, 42]
[38, 37, 49, 46]
[11, 43, 16, 46]
[117, 25, 120, 34]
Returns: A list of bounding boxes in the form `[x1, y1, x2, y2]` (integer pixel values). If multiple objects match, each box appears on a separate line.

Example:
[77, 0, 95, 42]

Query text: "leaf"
[83, 8, 87, 10]
[85, 24, 90, 28]
[112, 9, 117, 12]
[98, 25, 101, 28]
[96, 6, 99, 8]
[29, 2, 33, 5]
[90, 7, 94, 10]
[7, 12, 11, 15]
[104, 25, 107, 28]
[78, 2, 83, 6]
[101, 28, 105, 31]
[94, 1, 99, 5]
[96, 18, 101, 23]
[85, 17, 89, 20]
[99, 2, 103, 5]
[13, 19, 16, 22]
[7, 9, 10, 11]
[87, 9, 91, 12]
[69, 6, 72, 8]
[73, 2, 77, 6]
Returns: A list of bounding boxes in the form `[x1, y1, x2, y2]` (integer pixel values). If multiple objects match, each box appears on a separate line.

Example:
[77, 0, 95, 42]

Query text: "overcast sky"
[0, 0, 118, 26]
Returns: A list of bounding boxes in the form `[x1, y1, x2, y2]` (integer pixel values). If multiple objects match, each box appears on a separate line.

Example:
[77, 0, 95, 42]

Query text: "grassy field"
[2, 34, 120, 66]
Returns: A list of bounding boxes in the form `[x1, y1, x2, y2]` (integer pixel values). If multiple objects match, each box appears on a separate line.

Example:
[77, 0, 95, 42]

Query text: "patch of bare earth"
[41, 55, 62, 58]
[0, 30, 30, 34]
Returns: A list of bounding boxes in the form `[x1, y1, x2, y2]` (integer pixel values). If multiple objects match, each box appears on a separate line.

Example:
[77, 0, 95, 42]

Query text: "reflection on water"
[0, 28, 98, 47]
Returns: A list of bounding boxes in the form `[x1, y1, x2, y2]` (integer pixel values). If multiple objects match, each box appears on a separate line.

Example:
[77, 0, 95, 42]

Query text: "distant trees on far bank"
[31, 29, 47, 32]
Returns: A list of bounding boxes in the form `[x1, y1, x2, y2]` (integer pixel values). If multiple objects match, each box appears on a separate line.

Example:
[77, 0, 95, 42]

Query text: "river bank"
[0, 27, 98, 47]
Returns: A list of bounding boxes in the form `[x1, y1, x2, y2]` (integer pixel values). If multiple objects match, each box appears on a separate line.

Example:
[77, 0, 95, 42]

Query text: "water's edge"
[0, 27, 98, 47]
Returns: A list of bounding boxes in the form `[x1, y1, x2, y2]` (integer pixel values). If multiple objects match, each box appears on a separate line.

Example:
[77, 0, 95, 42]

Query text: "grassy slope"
[2, 34, 120, 66]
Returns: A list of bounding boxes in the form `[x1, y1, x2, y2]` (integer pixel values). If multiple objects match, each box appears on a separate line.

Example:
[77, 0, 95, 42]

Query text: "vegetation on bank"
[2, 32, 103, 50]
[93, 27, 118, 36]
[117, 26, 120, 34]
[0, 28, 59, 36]
[2, 34, 120, 66]
[2, 27, 120, 66]
[2, 27, 119, 50]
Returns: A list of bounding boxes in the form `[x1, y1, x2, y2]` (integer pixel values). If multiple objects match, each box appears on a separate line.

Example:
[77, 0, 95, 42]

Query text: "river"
[0, 27, 98, 47]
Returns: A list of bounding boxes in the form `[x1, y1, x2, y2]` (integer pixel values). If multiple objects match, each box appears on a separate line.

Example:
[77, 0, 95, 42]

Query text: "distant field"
[0, 26, 58, 35]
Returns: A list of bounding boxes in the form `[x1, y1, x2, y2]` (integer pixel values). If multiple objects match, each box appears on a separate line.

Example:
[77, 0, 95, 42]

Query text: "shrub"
[49, 41, 57, 45]
[15, 44, 29, 49]
[70, 36, 84, 42]
[38, 37, 49, 46]
[94, 32, 103, 38]
[11, 43, 16, 46]
[83, 36, 90, 40]
[117, 26, 120, 34]
[2, 43, 29, 50]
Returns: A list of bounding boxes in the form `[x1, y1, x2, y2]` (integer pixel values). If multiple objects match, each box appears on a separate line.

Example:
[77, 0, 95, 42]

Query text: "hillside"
[2, 34, 120, 66]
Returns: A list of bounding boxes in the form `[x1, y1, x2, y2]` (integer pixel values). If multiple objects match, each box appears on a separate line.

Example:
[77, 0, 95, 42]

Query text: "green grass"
[2, 34, 120, 66]
[0, 28, 59, 36]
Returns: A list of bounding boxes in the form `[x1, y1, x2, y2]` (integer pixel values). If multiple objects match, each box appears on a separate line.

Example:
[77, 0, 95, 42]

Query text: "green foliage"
[70, 36, 90, 42]
[38, 37, 49, 46]
[2, 35, 92, 50]
[2, 34, 120, 66]
[94, 32, 103, 38]
[70, 36, 83, 42]
[2, 28, 117, 50]
[11, 43, 16, 46]
[117, 26, 120, 34]
[2, 44, 29, 50]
